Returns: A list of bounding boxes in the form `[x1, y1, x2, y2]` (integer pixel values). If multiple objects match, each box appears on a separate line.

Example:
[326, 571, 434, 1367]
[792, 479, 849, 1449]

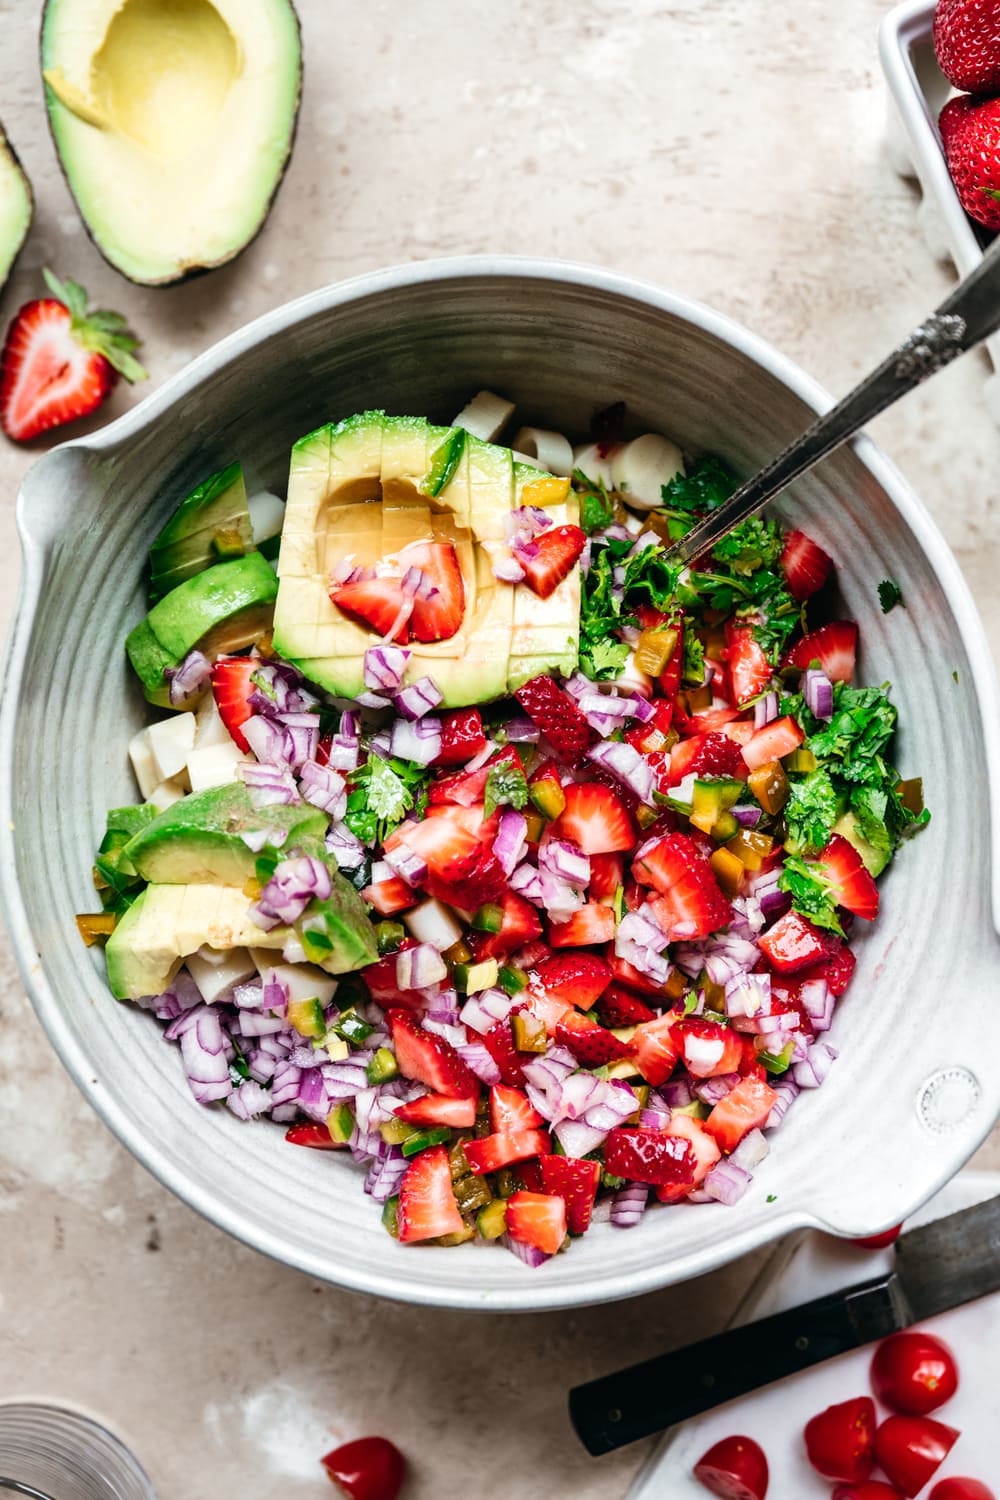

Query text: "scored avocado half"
[0, 123, 32, 295]
[40, 0, 302, 285]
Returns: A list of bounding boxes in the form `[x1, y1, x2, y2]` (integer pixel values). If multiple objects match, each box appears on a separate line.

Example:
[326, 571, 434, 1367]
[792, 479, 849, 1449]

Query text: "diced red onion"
[732, 805, 763, 829]
[290, 1044, 326, 1068]
[730, 1127, 770, 1171]
[694, 1073, 740, 1106]
[232, 979, 265, 1010]
[563, 672, 592, 701]
[503, 715, 540, 744]
[464, 739, 499, 773]
[657, 1079, 694, 1110]
[396, 942, 447, 989]
[355, 691, 392, 711]
[394, 677, 443, 720]
[626, 694, 655, 724]
[703, 1158, 752, 1205]
[364, 644, 410, 694]
[804, 668, 834, 721]
[238, 1010, 288, 1037]
[401, 565, 438, 601]
[538, 870, 585, 923]
[539, 837, 591, 887]
[330, 558, 361, 585]
[587, 741, 656, 805]
[638, 1106, 672, 1129]
[579, 538, 592, 575]
[365, 1146, 408, 1203]
[553, 1118, 607, 1157]
[271, 1061, 302, 1107]
[226, 1079, 271, 1120]
[725, 971, 772, 1019]
[278, 711, 320, 769]
[456, 1042, 502, 1085]
[383, 844, 428, 888]
[181, 1011, 231, 1100]
[493, 553, 526, 584]
[166, 648, 212, 707]
[610, 1182, 649, 1228]
[579, 692, 634, 726]
[502, 1234, 550, 1268]
[326, 821, 367, 867]
[299, 759, 348, 818]
[253, 854, 332, 928]
[512, 536, 541, 564]
[765, 1079, 800, 1129]
[150, 970, 202, 1021]
[243, 714, 293, 767]
[495, 810, 528, 876]
[582, 1080, 642, 1133]
[792, 1041, 838, 1089]
[459, 988, 513, 1035]
[390, 716, 442, 766]
[753, 691, 780, 730]
[248, 661, 317, 718]
[799, 977, 834, 1032]
[509, 863, 545, 905]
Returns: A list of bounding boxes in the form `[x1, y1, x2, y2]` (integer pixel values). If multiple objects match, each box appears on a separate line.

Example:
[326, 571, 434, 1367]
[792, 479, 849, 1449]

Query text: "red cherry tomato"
[851, 1225, 903, 1249]
[320, 1436, 406, 1500]
[692, 1435, 769, 1500]
[833, 1485, 904, 1500]
[873, 1414, 960, 1497]
[929, 1484, 996, 1500]
[871, 1331, 959, 1416]
[804, 1397, 876, 1482]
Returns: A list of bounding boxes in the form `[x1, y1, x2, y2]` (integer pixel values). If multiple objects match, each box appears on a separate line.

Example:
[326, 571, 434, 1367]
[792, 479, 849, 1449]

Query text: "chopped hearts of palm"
[87, 402, 929, 1266]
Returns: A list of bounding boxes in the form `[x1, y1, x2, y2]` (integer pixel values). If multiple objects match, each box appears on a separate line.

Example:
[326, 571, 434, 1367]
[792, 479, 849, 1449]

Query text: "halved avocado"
[40, 0, 302, 285]
[0, 124, 32, 294]
[149, 462, 253, 601]
[124, 783, 327, 885]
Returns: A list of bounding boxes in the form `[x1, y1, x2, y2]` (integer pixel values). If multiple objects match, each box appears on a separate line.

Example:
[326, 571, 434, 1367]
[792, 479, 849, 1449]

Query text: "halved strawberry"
[387, 1010, 478, 1097]
[331, 575, 411, 643]
[535, 951, 612, 1010]
[758, 909, 838, 973]
[703, 1075, 778, 1154]
[397, 1144, 464, 1243]
[741, 715, 804, 773]
[814, 834, 879, 920]
[588, 851, 625, 904]
[724, 623, 773, 708]
[432, 707, 487, 766]
[539, 1154, 601, 1234]
[514, 675, 596, 765]
[634, 833, 733, 939]
[552, 781, 636, 854]
[489, 1083, 544, 1134]
[361, 874, 418, 916]
[595, 983, 656, 1028]
[655, 1114, 721, 1201]
[604, 1127, 697, 1188]
[631, 1011, 681, 1085]
[780, 528, 833, 600]
[670, 732, 747, 782]
[463, 1128, 551, 1175]
[675, 1016, 744, 1078]
[555, 1010, 634, 1066]
[394, 1093, 478, 1129]
[470, 889, 543, 961]
[783, 620, 858, 683]
[211, 656, 258, 752]
[519, 523, 586, 600]
[548, 901, 617, 947]
[797, 943, 856, 996]
[505, 1189, 567, 1255]
[284, 1121, 345, 1151]
[483, 1018, 527, 1085]
[0, 269, 146, 442]
[402, 540, 466, 643]
[429, 745, 521, 807]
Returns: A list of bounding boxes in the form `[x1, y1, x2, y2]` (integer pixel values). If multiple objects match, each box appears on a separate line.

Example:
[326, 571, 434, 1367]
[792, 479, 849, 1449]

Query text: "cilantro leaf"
[574, 475, 615, 536]
[682, 629, 705, 686]
[345, 753, 428, 845]
[660, 456, 736, 517]
[578, 538, 679, 681]
[585, 639, 630, 677]
[784, 768, 838, 855]
[778, 851, 845, 935]
[878, 579, 904, 614]
[711, 516, 784, 574]
[484, 757, 529, 819]
[678, 517, 799, 663]
[804, 684, 897, 785]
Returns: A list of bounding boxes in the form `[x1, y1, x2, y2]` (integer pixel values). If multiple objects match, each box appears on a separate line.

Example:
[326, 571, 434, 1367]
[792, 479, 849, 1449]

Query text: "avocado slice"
[149, 462, 253, 601]
[124, 784, 327, 885]
[0, 124, 32, 294]
[40, 0, 301, 285]
[833, 810, 891, 877]
[126, 551, 277, 706]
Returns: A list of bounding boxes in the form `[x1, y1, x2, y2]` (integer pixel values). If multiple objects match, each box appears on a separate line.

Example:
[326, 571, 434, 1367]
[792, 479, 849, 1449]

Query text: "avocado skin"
[149, 462, 253, 601]
[124, 783, 327, 885]
[0, 124, 33, 294]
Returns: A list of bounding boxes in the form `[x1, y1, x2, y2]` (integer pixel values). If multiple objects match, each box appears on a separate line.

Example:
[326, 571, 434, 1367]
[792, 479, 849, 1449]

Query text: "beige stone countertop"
[1, 1, 998, 1495]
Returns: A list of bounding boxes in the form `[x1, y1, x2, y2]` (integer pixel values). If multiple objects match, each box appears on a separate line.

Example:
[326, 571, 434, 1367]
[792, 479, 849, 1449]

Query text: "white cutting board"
[629, 1173, 1000, 1496]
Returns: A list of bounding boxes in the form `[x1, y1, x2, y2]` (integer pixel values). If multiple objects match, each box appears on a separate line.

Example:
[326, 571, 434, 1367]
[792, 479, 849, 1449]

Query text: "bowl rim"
[3, 254, 1000, 1310]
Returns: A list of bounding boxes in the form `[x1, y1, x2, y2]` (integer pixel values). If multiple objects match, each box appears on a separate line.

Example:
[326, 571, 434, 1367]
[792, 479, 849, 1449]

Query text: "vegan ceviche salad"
[79, 394, 928, 1265]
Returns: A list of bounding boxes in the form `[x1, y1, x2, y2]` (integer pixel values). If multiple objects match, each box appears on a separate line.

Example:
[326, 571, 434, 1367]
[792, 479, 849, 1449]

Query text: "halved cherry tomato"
[833, 1485, 904, 1500]
[851, 1225, 902, 1249]
[692, 1434, 769, 1499]
[873, 1415, 960, 1497]
[929, 1482, 996, 1500]
[320, 1436, 406, 1500]
[870, 1330, 958, 1416]
[804, 1397, 876, 1482]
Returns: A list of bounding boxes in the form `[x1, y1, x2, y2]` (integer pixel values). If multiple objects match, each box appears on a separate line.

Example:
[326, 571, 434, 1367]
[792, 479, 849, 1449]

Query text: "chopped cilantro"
[878, 579, 904, 614]
[783, 768, 838, 856]
[953, 669, 960, 684]
[578, 537, 678, 680]
[801, 684, 897, 785]
[660, 456, 736, 518]
[682, 629, 706, 686]
[344, 752, 428, 845]
[574, 474, 615, 536]
[484, 758, 529, 818]
[778, 851, 845, 935]
[766, 1193, 778, 1203]
[676, 517, 799, 662]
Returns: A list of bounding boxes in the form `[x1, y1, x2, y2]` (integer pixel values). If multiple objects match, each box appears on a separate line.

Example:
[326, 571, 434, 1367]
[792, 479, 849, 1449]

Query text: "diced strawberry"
[433, 707, 487, 766]
[626, 698, 677, 754]
[724, 623, 773, 708]
[555, 1010, 635, 1066]
[284, 1122, 345, 1151]
[675, 1016, 744, 1078]
[516, 1159, 544, 1192]
[670, 732, 747, 783]
[722, 719, 756, 747]
[401, 540, 465, 643]
[704, 1075, 778, 1154]
[505, 1190, 567, 1255]
[429, 745, 521, 807]
[814, 834, 880, 921]
[595, 983, 656, 1028]
[387, 804, 507, 909]
[741, 714, 804, 773]
[513, 938, 553, 970]
[780, 529, 833, 600]
[548, 901, 616, 947]
[361, 941, 424, 1009]
[210, 656, 258, 752]
[657, 1114, 722, 1201]
[604, 1127, 697, 1188]
[608, 952, 673, 999]
[470, 889, 543, 960]
[683, 705, 741, 735]
[520, 987, 574, 1036]
[631, 1011, 681, 1086]
[534, 951, 612, 1010]
[634, 832, 733, 940]
[463, 1128, 551, 1175]
[514, 675, 596, 765]
[797, 943, 856, 996]
[387, 1010, 478, 1098]
[518, 522, 586, 600]
[425, 851, 507, 910]
[783, 620, 858, 683]
[483, 1018, 527, 1085]
[552, 780, 635, 854]
[588, 851, 625, 904]
[587, 762, 641, 815]
[361, 874, 418, 916]
[539, 1154, 601, 1234]
[394, 1093, 478, 1129]
[759, 910, 839, 973]
[331, 575, 411, 643]
[489, 1083, 544, 1134]
[397, 1145, 465, 1243]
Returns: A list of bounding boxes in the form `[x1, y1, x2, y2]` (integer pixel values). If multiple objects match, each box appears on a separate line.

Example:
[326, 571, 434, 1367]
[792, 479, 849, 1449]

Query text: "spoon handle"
[667, 233, 1000, 567]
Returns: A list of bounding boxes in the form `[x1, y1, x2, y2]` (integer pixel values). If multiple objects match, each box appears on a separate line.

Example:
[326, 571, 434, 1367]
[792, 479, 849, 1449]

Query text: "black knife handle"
[569, 1272, 911, 1455]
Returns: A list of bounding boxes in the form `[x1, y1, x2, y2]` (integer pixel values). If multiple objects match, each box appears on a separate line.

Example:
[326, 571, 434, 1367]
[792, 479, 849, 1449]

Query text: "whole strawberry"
[0, 269, 146, 442]
[939, 93, 1000, 230]
[935, 0, 1000, 94]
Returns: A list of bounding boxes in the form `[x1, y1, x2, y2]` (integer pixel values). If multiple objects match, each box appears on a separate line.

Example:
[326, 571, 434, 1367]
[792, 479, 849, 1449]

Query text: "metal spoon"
[667, 232, 1000, 566]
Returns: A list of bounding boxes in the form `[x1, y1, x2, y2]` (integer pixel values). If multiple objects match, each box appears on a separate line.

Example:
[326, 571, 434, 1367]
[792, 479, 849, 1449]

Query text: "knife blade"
[569, 1195, 1000, 1456]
